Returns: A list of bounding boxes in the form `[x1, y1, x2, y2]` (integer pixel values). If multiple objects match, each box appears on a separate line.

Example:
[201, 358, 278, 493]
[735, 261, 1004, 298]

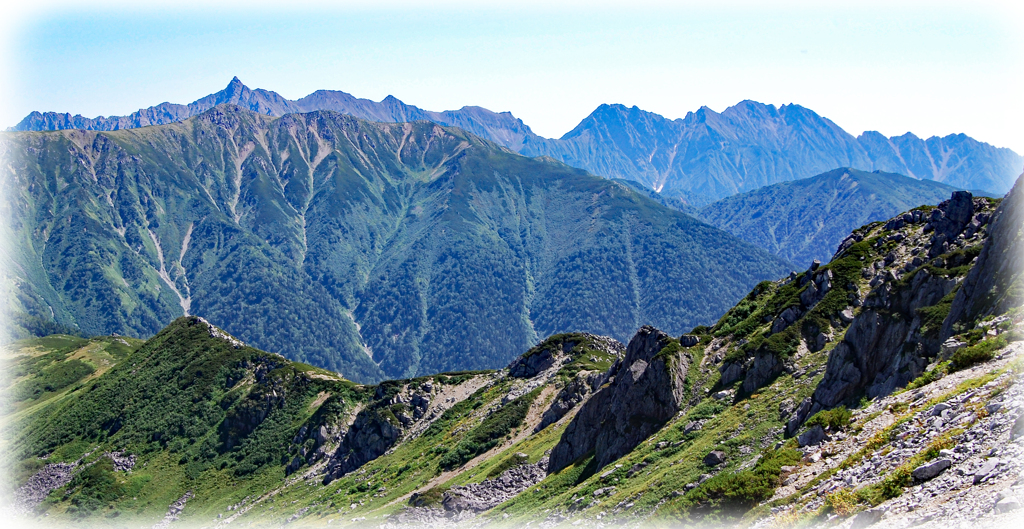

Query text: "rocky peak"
[942, 173, 1024, 337]
[547, 326, 691, 473]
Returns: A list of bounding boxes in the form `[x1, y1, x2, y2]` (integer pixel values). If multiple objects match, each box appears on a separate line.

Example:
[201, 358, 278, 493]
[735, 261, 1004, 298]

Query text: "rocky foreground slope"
[3, 178, 1023, 528]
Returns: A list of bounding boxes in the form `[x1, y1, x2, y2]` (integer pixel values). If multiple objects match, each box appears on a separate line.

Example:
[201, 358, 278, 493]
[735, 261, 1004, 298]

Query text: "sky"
[1, 0, 1022, 151]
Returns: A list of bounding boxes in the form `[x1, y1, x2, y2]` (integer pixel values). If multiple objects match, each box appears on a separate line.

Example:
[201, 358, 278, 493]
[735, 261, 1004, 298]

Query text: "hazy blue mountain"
[10, 77, 536, 151]
[1, 104, 788, 382]
[698, 168, 971, 267]
[13, 80, 1019, 202]
[519, 101, 1021, 205]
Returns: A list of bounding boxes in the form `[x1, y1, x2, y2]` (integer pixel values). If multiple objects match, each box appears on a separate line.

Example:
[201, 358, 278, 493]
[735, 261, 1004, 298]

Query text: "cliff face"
[548, 326, 691, 473]
[788, 192, 1000, 431]
[942, 173, 1024, 338]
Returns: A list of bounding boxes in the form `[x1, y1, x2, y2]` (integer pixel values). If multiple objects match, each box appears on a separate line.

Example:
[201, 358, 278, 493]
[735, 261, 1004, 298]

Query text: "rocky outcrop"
[792, 192, 999, 432]
[441, 457, 549, 513]
[548, 326, 691, 473]
[808, 267, 956, 412]
[535, 370, 608, 432]
[942, 173, 1024, 338]
[14, 462, 77, 514]
[152, 491, 193, 529]
[322, 405, 403, 484]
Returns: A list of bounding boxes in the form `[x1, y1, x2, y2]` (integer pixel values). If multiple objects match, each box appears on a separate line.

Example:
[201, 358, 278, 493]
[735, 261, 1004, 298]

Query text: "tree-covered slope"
[1, 105, 788, 381]
[698, 168, 971, 267]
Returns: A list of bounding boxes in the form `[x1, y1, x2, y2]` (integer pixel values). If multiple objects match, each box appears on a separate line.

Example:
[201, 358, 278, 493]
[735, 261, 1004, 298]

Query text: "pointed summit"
[220, 76, 248, 100]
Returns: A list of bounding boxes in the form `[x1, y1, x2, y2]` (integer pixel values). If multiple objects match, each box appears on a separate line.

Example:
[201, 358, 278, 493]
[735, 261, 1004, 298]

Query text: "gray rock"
[441, 457, 549, 513]
[704, 450, 726, 467]
[712, 389, 734, 401]
[994, 497, 1021, 514]
[973, 459, 1000, 484]
[942, 184, 1021, 338]
[719, 363, 744, 386]
[939, 338, 967, 360]
[850, 507, 886, 529]
[779, 398, 796, 420]
[1013, 413, 1024, 441]
[684, 420, 706, 434]
[800, 281, 821, 307]
[742, 351, 786, 394]
[679, 335, 700, 347]
[912, 459, 951, 481]
[798, 425, 829, 447]
[839, 308, 856, 324]
[931, 403, 951, 416]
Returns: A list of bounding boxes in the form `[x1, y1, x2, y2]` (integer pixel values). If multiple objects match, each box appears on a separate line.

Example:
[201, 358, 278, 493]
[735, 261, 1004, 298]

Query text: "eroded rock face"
[942, 173, 1024, 338]
[811, 267, 955, 410]
[535, 370, 608, 433]
[792, 191, 999, 432]
[322, 407, 402, 483]
[548, 326, 690, 473]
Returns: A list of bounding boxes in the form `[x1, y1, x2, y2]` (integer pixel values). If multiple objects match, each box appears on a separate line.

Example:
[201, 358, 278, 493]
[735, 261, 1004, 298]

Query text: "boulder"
[797, 425, 829, 447]
[1013, 413, 1024, 441]
[742, 351, 786, 394]
[703, 450, 726, 467]
[778, 398, 796, 420]
[679, 335, 700, 347]
[850, 507, 886, 529]
[719, 363, 744, 386]
[939, 338, 966, 360]
[973, 459, 1000, 484]
[995, 497, 1021, 514]
[912, 459, 951, 481]
[712, 389, 734, 401]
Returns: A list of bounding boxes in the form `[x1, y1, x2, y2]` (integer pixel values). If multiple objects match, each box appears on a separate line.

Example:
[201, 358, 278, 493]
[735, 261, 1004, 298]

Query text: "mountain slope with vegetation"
[698, 167, 974, 268]
[6, 181, 1022, 529]
[1, 104, 788, 381]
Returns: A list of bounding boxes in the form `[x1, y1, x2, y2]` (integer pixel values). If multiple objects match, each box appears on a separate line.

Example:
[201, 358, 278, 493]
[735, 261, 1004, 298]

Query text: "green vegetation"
[951, 337, 1007, 371]
[699, 167, 964, 267]
[679, 448, 802, 516]
[12, 359, 95, 401]
[804, 406, 852, 431]
[438, 388, 541, 470]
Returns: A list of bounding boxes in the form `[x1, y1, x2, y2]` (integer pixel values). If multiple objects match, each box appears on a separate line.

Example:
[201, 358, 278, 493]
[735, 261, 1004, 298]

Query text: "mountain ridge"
[1, 103, 789, 382]
[698, 167, 978, 267]
[13, 79, 1021, 202]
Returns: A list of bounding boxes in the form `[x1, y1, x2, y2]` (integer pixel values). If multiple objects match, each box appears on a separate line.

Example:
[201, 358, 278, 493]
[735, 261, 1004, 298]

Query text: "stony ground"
[757, 341, 1024, 529]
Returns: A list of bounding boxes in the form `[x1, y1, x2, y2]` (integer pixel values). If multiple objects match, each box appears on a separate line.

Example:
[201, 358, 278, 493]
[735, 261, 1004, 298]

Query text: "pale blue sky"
[2, 1, 1022, 151]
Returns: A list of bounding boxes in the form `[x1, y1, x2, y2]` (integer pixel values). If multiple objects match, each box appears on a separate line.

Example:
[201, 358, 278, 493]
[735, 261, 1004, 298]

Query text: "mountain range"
[0, 105, 789, 382]
[12, 78, 1022, 204]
